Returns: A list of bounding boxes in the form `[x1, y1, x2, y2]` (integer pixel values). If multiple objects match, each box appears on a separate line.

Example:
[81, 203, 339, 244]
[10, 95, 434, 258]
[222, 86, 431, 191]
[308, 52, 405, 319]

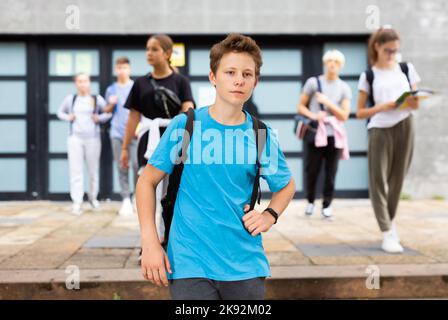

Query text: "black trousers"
[305, 136, 341, 208]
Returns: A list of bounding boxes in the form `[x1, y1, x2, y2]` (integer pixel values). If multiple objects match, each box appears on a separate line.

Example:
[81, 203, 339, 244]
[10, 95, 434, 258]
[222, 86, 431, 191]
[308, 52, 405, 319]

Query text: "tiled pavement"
[1, 199, 447, 270]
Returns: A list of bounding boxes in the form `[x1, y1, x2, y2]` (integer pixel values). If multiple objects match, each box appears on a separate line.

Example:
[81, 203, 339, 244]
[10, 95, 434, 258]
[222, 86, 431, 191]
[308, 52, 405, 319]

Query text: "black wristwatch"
[263, 208, 279, 224]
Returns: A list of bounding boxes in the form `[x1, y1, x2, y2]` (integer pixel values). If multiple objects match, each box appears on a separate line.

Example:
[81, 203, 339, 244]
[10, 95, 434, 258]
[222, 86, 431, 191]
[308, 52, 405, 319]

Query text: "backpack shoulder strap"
[178, 108, 195, 163]
[315, 76, 325, 111]
[91, 94, 98, 114]
[365, 68, 375, 107]
[160, 108, 195, 247]
[316, 76, 322, 93]
[249, 115, 268, 211]
[69, 94, 77, 135]
[71, 94, 77, 113]
[399, 62, 412, 89]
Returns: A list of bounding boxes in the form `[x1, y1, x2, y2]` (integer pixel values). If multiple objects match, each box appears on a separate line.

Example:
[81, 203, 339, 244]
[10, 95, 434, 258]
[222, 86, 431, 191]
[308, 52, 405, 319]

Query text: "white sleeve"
[407, 62, 421, 86]
[357, 72, 370, 94]
[57, 95, 73, 122]
[96, 95, 112, 123]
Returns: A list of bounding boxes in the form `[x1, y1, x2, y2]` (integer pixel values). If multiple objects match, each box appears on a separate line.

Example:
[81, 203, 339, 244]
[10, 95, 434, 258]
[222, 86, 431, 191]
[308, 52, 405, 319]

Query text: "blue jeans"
[168, 277, 266, 300]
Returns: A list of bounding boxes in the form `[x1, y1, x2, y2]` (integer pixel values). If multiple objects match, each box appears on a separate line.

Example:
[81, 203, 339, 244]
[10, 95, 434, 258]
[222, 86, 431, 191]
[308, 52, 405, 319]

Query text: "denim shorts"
[168, 277, 266, 300]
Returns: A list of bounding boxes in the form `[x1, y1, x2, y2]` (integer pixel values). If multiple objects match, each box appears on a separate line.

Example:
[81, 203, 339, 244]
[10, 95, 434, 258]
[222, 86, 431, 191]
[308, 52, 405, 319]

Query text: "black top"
[124, 72, 194, 119]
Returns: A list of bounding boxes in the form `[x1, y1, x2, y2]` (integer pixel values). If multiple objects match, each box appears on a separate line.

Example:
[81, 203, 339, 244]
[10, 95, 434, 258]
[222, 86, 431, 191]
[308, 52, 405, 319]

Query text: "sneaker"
[90, 199, 100, 211]
[119, 197, 134, 216]
[390, 222, 400, 242]
[322, 206, 334, 220]
[71, 203, 83, 215]
[382, 230, 404, 253]
[305, 203, 314, 217]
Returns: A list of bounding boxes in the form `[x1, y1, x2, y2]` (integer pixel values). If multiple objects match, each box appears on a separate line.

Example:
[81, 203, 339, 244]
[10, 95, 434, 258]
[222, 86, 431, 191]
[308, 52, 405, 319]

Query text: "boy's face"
[324, 59, 341, 74]
[115, 63, 131, 79]
[209, 52, 258, 107]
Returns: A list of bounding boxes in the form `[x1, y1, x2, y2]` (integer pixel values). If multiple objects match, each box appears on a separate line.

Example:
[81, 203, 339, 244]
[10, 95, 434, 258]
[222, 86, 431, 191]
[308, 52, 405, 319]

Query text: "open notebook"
[395, 89, 436, 109]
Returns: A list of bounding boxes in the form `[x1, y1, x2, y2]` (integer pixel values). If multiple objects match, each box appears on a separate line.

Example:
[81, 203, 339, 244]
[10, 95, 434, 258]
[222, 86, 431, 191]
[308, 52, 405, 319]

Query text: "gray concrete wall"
[1, 0, 447, 199]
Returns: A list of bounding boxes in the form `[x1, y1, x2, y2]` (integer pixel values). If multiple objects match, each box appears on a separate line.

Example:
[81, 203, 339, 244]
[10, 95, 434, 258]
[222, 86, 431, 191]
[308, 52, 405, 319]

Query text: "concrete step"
[0, 264, 447, 299]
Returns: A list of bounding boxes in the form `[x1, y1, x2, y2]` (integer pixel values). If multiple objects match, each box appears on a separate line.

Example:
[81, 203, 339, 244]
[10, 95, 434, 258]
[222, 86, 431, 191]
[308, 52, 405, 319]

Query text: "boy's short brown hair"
[115, 56, 130, 65]
[209, 33, 262, 77]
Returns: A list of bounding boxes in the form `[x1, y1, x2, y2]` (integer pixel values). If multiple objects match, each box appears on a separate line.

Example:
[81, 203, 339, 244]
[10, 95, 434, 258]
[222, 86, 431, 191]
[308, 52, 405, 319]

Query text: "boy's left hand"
[242, 204, 276, 236]
[91, 114, 100, 123]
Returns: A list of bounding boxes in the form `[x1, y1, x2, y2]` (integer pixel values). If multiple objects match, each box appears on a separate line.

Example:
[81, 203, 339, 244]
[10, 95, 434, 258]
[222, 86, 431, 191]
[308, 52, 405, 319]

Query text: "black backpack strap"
[91, 94, 98, 114]
[399, 62, 411, 90]
[365, 68, 375, 107]
[177, 108, 195, 164]
[160, 108, 195, 247]
[71, 94, 77, 113]
[70, 94, 77, 135]
[249, 115, 267, 211]
[148, 73, 159, 90]
[315, 76, 325, 111]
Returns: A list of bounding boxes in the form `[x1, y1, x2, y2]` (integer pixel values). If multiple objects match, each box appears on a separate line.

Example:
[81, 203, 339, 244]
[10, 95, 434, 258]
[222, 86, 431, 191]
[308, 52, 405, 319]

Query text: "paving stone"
[60, 248, 133, 269]
[0, 200, 446, 283]
[266, 251, 311, 266]
[0, 212, 114, 269]
[0, 217, 36, 227]
[83, 235, 140, 249]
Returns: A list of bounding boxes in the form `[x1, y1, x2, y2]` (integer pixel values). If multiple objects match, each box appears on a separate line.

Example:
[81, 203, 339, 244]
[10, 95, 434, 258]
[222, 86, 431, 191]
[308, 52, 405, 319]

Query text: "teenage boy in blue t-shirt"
[104, 57, 137, 216]
[136, 33, 296, 300]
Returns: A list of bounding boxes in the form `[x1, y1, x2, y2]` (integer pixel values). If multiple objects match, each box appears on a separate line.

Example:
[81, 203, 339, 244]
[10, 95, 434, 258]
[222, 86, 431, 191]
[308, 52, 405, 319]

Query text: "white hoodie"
[57, 94, 111, 138]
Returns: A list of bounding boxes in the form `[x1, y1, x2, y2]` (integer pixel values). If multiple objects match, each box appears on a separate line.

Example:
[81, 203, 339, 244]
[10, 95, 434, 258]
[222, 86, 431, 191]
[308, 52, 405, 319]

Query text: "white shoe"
[305, 203, 314, 216]
[90, 199, 100, 211]
[322, 206, 334, 220]
[71, 203, 83, 215]
[382, 230, 404, 253]
[119, 197, 134, 216]
[390, 222, 400, 242]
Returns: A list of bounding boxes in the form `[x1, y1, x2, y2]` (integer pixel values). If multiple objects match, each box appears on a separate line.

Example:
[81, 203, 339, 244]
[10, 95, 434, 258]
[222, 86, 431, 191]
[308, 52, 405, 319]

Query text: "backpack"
[293, 76, 324, 143]
[160, 108, 268, 249]
[365, 62, 411, 107]
[148, 73, 182, 119]
[69, 94, 97, 135]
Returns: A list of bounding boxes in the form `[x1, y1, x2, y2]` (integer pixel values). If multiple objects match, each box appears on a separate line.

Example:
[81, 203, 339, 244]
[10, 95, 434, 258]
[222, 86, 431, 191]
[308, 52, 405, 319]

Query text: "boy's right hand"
[68, 114, 76, 122]
[141, 242, 172, 287]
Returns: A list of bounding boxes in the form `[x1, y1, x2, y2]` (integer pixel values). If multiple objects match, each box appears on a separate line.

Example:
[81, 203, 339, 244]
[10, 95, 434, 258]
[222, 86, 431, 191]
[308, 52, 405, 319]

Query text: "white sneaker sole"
[382, 247, 404, 254]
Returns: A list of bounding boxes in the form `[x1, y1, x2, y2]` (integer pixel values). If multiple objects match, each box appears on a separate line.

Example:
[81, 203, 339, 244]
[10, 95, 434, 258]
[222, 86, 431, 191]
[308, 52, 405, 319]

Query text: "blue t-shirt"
[148, 106, 292, 281]
[105, 81, 134, 140]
